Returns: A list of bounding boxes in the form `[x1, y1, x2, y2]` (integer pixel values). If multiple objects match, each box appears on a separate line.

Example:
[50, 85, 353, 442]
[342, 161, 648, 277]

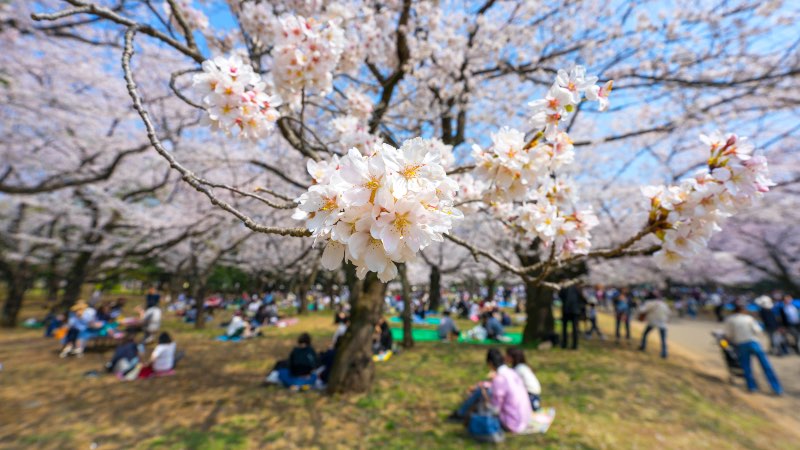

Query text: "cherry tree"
[25, 0, 798, 393]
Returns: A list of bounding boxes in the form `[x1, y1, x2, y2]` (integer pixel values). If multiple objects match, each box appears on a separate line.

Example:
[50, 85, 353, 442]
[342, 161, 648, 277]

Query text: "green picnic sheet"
[388, 316, 441, 325]
[389, 327, 523, 345]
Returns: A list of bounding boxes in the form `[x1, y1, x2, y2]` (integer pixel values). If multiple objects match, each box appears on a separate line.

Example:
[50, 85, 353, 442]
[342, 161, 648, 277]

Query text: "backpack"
[467, 387, 504, 443]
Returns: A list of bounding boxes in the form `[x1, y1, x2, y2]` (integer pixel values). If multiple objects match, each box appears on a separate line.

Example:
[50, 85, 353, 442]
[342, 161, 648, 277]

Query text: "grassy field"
[1, 297, 798, 450]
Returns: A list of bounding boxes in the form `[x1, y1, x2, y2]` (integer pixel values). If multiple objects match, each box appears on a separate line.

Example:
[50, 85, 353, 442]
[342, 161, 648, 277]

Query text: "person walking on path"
[560, 285, 585, 350]
[638, 292, 670, 358]
[725, 303, 783, 395]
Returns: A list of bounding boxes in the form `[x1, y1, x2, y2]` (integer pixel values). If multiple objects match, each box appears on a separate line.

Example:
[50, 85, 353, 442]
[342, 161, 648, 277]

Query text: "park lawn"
[1, 300, 797, 450]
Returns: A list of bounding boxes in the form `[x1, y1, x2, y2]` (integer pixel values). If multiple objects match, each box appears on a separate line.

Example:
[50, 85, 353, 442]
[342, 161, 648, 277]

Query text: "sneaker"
[446, 411, 462, 423]
[264, 370, 280, 385]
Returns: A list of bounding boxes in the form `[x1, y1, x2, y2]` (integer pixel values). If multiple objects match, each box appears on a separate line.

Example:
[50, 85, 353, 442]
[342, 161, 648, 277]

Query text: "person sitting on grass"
[265, 333, 320, 389]
[138, 332, 177, 379]
[372, 318, 393, 355]
[226, 310, 253, 339]
[449, 348, 533, 434]
[506, 348, 542, 411]
[60, 301, 100, 358]
[106, 333, 142, 376]
[438, 310, 460, 341]
[485, 312, 510, 342]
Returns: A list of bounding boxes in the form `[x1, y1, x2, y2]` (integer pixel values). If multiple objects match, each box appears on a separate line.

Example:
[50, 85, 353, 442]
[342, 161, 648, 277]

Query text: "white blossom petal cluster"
[272, 14, 346, 104]
[472, 128, 576, 203]
[508, 180, 600, 258]
[644, 132, 774, 268]
[192, 55, 282, 140]
[472, 66, 609, 258]
[293, 139, 463, 282]
[529, 66, 606, 140]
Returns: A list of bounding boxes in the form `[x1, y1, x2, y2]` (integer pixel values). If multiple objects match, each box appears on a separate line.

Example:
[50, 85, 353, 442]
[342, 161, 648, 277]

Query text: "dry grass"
[0, 298, 797, 449]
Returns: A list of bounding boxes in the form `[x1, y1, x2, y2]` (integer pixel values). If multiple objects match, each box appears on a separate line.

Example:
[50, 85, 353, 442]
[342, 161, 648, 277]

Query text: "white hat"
[754, 295, 773, 309]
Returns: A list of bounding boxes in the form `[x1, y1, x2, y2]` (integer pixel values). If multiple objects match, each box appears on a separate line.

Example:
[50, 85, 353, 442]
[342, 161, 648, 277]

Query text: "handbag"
[467, 387, 504, 443]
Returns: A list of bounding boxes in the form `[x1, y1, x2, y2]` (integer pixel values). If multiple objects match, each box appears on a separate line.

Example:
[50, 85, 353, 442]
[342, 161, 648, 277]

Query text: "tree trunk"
[297, 261, 320, 315]
[327, 273, 386, 394]
[61, 251, 93, 309]
[486, 277, 497, 302]
[1, 273, 28, 327]
[45, 253, 62, 304]
[399, 264, 414, 348]
[428, 264, 442, 312]
[522, 281, 555, 345]
[193, 281, 207, 329]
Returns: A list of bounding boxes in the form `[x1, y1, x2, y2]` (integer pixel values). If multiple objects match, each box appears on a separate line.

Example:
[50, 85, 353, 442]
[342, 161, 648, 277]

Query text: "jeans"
[457, 386, 492, 417]
[529, 393, 541, 411]
[615, 313, 630, 339]
[640, 325, 667, 358]
[735, 341, 782, 395]
[277, 368, 316, 388]
[561, 313, 580, 349]
[586, 317, 603, 338]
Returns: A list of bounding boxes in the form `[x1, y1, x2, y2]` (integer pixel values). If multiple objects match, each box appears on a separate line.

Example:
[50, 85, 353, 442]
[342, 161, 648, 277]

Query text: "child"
[585, 303, 605, 339]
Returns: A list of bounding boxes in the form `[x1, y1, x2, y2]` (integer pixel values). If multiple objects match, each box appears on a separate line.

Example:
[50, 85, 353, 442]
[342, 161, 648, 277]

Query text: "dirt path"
[666, 317, 800, 421]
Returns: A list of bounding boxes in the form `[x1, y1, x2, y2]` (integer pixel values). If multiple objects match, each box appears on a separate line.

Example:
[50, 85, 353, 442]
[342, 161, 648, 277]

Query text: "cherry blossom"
[645, 133, 775, 268]
[294, 140, 462, 282]
[192, 55, 282, 140]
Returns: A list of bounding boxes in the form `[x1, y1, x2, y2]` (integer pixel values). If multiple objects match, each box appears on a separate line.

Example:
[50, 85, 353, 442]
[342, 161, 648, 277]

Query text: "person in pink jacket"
[450, 348, 533, 433]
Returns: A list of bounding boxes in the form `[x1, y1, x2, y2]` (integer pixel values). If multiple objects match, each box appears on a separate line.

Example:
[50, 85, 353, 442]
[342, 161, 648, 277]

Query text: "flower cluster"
[471, 66, 609, 258]
[192, 55, 282, 140]
[472, 128, 576, 202]
[509, 180, 600, 257]
[644, 132, 773, 268]
[272, 14, 346, 104]
[293, 139, 463, 282]
[529, 66, 609, 139]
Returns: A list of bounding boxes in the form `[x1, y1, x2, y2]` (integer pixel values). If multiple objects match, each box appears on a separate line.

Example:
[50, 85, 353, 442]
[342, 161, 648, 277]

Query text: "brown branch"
[32, 0, 205, 64]
[121, 27, 309, 237]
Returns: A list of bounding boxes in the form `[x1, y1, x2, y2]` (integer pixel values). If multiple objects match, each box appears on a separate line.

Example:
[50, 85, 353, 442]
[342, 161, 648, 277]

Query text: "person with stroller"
[724, 303, 783, 395]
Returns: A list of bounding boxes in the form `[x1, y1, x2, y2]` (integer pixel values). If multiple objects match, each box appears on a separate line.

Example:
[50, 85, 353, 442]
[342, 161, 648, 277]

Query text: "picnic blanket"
[389, 316, 441, 325]
[520, 408, 556, 434]
[216, 335, 243, 342]
[389, 328, 523, 345]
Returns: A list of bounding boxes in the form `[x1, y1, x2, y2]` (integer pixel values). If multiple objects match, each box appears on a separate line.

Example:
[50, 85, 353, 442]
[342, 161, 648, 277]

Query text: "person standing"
[778, 295, 800, 353]
[755, 295, 784, 356]
[638, 292, 670, 358]
[614, 291, 632, 342]
[145, 286, 161, 309]
[585, 303, 605, 340]
[725, 304, 783, 395]
[560, 285, 585, 349]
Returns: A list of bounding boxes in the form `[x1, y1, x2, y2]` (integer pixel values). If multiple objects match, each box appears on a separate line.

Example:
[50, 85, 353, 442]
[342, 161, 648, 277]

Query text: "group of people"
[450, 348, 542, 440]
[51, 287, 178, 381]
[560, 285, 671, 358]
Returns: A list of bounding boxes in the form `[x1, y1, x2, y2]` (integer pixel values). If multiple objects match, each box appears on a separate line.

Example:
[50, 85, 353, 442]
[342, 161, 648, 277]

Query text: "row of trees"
[1, 0, 797, 393]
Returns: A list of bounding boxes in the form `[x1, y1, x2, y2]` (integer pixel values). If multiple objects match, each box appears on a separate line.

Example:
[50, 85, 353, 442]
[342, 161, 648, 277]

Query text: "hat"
[71, 301, 88, 312]
[754, 295, 773, 309]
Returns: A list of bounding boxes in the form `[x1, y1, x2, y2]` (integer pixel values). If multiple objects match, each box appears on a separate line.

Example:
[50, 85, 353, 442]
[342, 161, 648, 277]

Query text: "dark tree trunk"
[192, 280, 207, 330]
[45, 253, 62, 304]
[1, 272, 28, 327]
[486, 277, 497, 301]
[61, 251, 93, 309]
[327, 273, 386, 394]
[399, 264, 414, 348]
[428, 264, 442, 312]
[297, 261, 320, 315]
[522, 281, 555, 344]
